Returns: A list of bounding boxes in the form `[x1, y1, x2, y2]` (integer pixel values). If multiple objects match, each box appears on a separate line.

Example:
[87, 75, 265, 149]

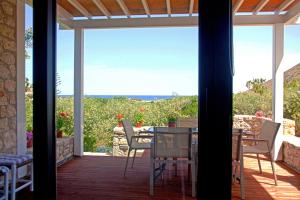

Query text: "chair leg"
[3, 168, 9, 200]
[191, 162, 196, 197]
[131, 149, 137, 168]
[149, 158, 154, 196]
[240, 158, 245, 200]
[256, 154, 262, 174]
[123, 148, 131, 176]
[30, 162, 34, 191]
[269, 154, 278, 186]
[11, 164, 17, 200]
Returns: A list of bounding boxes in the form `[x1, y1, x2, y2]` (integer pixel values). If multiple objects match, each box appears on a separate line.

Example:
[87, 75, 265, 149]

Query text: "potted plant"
[56, 111, 68, 138]
[134, 112, 144, 128]
[26, 130, 33, 148]
[116, 113, 124, 127]
[167, 115, 177, 127]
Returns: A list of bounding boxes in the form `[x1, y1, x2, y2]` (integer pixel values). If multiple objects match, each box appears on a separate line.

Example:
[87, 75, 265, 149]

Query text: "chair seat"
[243, 145, 269, 154]
[0, 154, 33, 167]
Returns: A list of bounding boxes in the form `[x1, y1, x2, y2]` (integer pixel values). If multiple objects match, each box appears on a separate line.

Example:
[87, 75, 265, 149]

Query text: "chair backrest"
[232, 128, 243, 161]
[122, 120, 135, 147]
[260, 120, 281, 150]
[153, 127, 192, 158]
[176, 118, 198, 128]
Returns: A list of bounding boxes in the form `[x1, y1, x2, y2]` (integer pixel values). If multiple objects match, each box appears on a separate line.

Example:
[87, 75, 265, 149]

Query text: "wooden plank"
[18, 154, 300, 199]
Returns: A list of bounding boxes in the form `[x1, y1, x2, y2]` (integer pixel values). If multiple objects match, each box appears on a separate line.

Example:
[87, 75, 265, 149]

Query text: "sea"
[59, 95, 184, 101]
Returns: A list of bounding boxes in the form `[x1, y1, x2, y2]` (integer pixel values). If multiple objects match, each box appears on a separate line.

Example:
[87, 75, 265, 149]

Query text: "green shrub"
[23, 96, 197, 151]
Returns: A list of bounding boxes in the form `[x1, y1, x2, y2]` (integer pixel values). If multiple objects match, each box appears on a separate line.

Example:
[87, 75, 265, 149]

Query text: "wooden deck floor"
[18, 153, 300, 200]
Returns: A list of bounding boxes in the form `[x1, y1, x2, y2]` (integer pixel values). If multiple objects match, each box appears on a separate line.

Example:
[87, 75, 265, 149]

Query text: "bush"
[26, 96, 199, 151]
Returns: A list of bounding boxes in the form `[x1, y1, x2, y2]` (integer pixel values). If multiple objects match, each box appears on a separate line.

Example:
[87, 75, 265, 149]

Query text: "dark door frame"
[32, 0, 233, 199]
[33, 0, 57, 199]
[198, 0, 233, 199]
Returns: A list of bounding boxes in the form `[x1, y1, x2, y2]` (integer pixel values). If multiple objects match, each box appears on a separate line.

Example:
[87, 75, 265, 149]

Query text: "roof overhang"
[27, 0, 300, 29]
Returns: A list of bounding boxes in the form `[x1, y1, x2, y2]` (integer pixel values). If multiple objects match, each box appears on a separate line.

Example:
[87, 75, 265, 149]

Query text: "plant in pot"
[134, 112, 144, 128]
[116, 113, 124, 127]
[26, 130, 33, 148]
[56, 111, 68, 138]
[167, 115, 177, 127]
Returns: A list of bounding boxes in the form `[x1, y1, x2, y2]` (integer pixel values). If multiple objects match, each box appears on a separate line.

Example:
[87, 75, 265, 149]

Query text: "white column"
[272, 23, 284, 160]
[74, 28, 84, 156]
[16, 0, 26, 155]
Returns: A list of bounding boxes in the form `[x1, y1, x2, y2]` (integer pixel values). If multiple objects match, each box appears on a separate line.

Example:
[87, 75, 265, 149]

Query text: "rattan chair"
[122, 120, 153, 176]
[149, 127, 196, 197]
[242, 120, 281, 186]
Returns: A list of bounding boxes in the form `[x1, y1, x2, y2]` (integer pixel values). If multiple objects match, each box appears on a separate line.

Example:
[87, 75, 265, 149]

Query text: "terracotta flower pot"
[57, 130, 63, 138]
[27, 139, 33, 148]
[135, 122, 143, 128]
[168, 122, 176, 127]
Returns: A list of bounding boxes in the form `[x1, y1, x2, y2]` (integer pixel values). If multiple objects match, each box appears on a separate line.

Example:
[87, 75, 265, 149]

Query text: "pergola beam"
[92, 0, 111, 19]
[253, 0, 270, 15]
[234, 14, 284, 25]
[276, 0, 296, 13]
[166, 0, 171, 17]
[283, 2, 300, 24]
[141, 0, 151, 17]
[233, 0, 245, 13]
[67, 0, 92, 19]
[189, 0, 195, 16]
[116, 0, 131, 18]
[61, 16, 198, 29]
[57, 4, 73, 19]
[60, 14, 293, 30]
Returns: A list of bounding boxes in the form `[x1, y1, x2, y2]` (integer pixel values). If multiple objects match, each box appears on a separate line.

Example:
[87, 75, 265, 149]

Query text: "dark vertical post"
[33, 0, 57, 199]
[198, 0, 233, 199]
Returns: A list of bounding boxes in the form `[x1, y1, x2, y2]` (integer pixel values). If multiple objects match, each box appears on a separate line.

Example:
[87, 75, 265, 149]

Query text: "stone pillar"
[0, 0, 17, 154]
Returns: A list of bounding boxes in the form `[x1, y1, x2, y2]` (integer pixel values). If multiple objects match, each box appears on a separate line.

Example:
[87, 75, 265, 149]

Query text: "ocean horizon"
[59, 95, 196, 101]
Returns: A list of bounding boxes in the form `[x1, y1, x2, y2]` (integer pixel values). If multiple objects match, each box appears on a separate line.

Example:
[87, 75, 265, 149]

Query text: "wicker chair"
[149, 127, 196, 197]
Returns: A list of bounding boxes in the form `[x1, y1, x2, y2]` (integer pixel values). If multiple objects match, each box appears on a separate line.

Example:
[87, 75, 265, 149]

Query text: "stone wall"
[0, 0, 17, 154]
[233, 115, 296, 136]
[56, 137, 74, 166]
[283, 135, 300, 173]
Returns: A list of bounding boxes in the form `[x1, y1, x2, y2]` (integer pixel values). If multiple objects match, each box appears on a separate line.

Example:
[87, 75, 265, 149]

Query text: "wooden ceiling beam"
[253, 0, 270, 15]
[67, 0, 92, 19]
[141, 0, 151, 17]
[57, 5, 73, 19]
[116, 0, 131, 18]
[92, 0, 111, 19]
[166, 0, 171, 17]
[189, 0, 195, 16]
[233, 0, 245, 14]
[276, 0, 296, 14]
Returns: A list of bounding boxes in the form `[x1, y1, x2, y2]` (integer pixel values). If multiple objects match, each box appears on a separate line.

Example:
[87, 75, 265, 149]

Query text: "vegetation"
[26, 96, 198, 152]
[234, 77, 300, 135]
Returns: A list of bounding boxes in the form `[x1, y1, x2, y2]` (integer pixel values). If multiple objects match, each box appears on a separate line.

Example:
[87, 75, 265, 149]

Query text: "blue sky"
[25, 5, 300, 95]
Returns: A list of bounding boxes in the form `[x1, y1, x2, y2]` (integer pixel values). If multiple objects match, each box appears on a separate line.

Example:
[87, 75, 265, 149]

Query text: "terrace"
[1, 0, 300, 199]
